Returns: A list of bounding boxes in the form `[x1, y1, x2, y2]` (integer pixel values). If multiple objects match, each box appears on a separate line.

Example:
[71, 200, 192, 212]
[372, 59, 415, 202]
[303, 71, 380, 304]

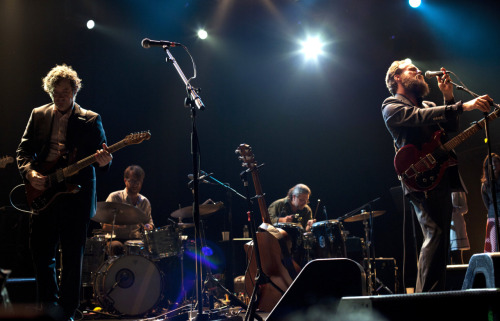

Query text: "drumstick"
[313, 199, 321, 219]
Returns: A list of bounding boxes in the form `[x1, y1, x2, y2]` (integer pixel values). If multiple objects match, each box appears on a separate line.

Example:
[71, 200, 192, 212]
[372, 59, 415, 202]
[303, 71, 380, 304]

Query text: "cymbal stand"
[107, 209, 118, 256]
[339, 197, 392, 294]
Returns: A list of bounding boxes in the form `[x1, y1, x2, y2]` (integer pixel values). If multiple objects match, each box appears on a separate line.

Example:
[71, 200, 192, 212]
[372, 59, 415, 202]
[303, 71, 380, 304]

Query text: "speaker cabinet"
[267, 258, 367, 321]
[338, 289, 500, 321]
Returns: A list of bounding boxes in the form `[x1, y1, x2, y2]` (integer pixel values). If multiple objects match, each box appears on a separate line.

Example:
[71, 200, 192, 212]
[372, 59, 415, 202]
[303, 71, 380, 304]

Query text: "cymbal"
[178, 222, 195, 229]
[92, 202, 150, 225]
[343, 210, 386, 223]
[170, 202, 224, 219]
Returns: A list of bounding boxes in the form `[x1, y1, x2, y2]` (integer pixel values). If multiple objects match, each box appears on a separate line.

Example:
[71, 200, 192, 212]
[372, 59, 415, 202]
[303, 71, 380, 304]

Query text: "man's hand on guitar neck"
[95, 143, 113, 167]
[27, 170, 48, 191]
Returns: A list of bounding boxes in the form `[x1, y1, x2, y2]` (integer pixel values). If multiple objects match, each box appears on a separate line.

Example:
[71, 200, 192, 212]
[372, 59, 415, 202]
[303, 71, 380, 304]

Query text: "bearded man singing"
[382, 59, 491, 292]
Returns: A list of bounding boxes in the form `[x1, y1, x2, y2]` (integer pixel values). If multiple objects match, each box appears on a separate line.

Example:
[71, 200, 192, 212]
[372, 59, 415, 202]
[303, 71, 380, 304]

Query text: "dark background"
[1, 0, 500, 290]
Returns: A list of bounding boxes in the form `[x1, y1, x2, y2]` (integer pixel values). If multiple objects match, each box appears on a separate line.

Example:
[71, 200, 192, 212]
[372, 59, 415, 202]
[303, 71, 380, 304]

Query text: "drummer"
[268, 184, 315, 231]
[102, 165, 154, 255]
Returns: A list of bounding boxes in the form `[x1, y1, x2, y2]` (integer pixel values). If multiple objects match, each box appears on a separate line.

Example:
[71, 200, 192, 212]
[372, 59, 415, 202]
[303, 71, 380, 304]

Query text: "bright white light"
[86, 20, 95, 29]
[409, 0, 421, 8]
[197, 29, 208, 40]
[300, 37, 324, 60]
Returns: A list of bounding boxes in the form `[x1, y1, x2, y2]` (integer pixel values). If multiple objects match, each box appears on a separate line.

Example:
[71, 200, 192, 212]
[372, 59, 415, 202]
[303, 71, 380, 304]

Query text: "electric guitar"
[395, 107, 500, 192]
[25, 131, 151, 212]
[0, 155, 14, 169]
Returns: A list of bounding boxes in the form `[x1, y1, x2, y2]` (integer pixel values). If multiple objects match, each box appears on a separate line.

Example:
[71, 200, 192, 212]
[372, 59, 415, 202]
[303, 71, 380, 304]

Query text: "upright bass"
[236, 144, 300, 312]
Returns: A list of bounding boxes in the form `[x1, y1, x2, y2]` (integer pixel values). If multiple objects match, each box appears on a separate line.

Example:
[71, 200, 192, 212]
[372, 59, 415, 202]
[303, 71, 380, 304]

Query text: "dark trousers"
[407, 172, 453, 293]
[30, 194, 89, 320]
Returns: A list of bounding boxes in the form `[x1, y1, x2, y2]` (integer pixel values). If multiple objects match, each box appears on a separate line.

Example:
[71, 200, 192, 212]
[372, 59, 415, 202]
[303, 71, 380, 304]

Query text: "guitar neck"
[249, 169, 271, 224]
[62, 139, 127, 178]
[443, 108, 500, 152]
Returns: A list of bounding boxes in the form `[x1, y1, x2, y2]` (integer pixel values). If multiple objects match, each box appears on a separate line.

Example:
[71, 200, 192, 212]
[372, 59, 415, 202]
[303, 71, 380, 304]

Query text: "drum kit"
[82, 201, 223, 316]
[274, 208, 389, 294]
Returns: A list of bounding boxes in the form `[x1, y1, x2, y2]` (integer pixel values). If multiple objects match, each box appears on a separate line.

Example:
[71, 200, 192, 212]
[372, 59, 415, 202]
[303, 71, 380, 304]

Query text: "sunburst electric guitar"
[25, 131, 151, 212]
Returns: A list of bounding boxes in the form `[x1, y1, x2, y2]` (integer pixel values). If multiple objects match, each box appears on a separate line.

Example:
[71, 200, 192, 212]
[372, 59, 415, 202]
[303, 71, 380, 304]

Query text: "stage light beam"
[300, 36, 324, 60]
[86, 20, 95, 30]
[198, 29, 208, 40]
[409, 0, 421, 8]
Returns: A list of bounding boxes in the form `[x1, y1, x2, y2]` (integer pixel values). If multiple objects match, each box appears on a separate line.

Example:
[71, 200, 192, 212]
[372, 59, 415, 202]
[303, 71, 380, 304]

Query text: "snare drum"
[93, 255, 163, 316]
[274, 223, 307, 266]
[310, 220, 346, 259]
[143, 225, 181, 259]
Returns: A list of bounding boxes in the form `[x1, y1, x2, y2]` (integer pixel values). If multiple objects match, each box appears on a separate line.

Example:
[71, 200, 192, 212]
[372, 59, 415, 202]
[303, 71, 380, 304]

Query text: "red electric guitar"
[395, 107, 500, 192]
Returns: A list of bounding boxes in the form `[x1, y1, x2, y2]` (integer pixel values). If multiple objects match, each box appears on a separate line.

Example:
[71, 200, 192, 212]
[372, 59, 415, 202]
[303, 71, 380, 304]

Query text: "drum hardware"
[310, 220, 347, 259]
[342, 210, 386, 223]
[92, 202, 150, 256]
[143, 225, 182, 260]
[274, 223, 308, 267]
[170, 202, 224, 219]
[340, 199, 392, 295]
[177, 170, 249, 321]
[93, 202, 150, 225]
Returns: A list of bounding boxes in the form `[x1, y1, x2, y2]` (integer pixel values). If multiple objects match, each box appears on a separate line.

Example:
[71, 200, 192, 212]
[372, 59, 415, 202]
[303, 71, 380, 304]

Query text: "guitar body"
[25, 159, 81, 212]
[236, 144, 301, 312]
[394, 130, 452, 192]
[244, 230, 296, 312]
[26, 180, 81, 212]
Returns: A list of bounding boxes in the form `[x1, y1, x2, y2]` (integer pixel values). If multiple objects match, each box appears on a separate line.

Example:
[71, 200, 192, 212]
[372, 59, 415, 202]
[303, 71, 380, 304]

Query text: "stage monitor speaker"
[338, 289, 500, 321]
[266, 258, 367, 321]
[463, 252, 500, 289]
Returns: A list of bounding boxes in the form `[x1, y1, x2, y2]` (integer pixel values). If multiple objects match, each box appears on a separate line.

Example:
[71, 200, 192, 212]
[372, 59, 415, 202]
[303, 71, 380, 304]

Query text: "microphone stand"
[196, 171, 257, 317]
[452, 81, 500, 251]
[162, 45, 206, 321]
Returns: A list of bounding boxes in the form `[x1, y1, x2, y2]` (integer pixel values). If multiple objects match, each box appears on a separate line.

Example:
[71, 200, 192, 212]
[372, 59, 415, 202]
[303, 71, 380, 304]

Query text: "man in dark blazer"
[382, 59, 491, 293]
[17, 64, 112, 321]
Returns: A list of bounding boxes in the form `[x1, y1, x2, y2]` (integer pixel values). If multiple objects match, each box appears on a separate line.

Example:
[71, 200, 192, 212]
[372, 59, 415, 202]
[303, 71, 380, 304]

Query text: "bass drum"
[93, 255, 163, 316]
[310, 220, 346, 259]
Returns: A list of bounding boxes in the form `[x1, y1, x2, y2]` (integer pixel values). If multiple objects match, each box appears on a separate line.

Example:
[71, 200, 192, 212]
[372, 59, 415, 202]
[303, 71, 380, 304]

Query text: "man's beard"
[401, 76, 430, 98]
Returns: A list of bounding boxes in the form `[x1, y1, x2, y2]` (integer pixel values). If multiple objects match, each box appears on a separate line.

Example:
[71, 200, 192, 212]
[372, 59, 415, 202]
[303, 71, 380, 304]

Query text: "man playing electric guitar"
[17, 64, 112, 321]
[382, 59, 491, 293]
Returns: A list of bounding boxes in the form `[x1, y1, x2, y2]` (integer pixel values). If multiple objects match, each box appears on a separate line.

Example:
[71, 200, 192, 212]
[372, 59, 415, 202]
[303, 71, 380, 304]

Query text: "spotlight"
[300, 36, 324, 60]
[197, 29, 208, 40]
[409, 0, 421, 8]
[86, 20, 95, 30]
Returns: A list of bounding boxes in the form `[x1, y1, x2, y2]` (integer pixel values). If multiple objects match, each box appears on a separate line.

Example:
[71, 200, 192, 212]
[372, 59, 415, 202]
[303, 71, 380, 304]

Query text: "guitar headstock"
[124, 131, 151, 145]
[236, 144, 257, 170]
[0, 155, 14, 169]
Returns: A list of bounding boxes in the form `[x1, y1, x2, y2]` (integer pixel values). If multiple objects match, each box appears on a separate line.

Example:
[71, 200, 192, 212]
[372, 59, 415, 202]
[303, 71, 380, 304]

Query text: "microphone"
[141, 38, 181, 49]
[424, 70, 451, 79]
